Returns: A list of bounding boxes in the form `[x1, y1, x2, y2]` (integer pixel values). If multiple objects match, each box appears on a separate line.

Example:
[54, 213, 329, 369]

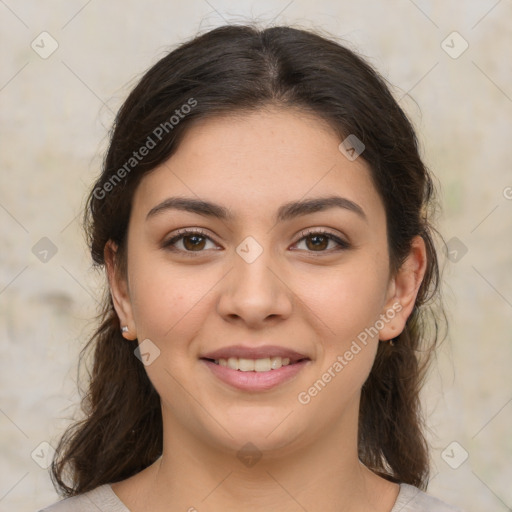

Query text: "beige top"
[39, 483, 464, 511]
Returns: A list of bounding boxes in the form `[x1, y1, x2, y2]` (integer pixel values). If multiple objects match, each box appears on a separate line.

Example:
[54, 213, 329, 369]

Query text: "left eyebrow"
[146, 195, 367, 223]
[276, 196, 367, 223]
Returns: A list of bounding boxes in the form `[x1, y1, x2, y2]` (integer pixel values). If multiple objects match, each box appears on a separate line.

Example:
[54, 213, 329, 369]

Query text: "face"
[109, 107, 424, 457]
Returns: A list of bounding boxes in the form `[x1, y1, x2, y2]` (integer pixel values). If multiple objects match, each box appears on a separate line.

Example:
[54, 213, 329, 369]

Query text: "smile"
[212, 356, 293, 372]
[200, 357, 310, 391]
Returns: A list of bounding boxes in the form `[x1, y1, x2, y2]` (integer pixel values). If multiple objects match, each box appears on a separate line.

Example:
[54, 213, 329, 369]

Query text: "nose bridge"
[235, 241, 276, 290]
[216, 234, 292, 324]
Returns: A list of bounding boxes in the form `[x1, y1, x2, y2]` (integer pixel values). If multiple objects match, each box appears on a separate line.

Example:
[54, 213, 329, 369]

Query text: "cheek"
[303, 262, 389, 345]
[127, 263, 217, 394]
[127, 249, 216, 344]
[294, 268, 385, 416]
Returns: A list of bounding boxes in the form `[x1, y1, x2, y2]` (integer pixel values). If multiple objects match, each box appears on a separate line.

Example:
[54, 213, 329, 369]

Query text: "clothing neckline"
[93, 481, 420, 511]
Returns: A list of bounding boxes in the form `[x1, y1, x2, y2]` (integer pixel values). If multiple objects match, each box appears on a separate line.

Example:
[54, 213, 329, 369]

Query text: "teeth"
[227, 357, 239, 370]
[215, 356, 293, 372]
[254, 358, 271, 372]
[270, 356, 282, 369]
[239, 358, 255, 371]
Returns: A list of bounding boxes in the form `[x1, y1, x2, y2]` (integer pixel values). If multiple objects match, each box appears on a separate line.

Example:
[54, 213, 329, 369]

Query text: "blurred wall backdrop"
[1, 1, 511, 510]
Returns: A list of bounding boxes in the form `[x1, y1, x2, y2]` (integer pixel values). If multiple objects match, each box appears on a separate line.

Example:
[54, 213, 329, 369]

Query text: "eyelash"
[162, 228, 350, 256]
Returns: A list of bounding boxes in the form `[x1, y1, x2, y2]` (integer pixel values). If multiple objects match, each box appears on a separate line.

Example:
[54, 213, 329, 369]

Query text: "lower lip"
[201, 359, 310, 391]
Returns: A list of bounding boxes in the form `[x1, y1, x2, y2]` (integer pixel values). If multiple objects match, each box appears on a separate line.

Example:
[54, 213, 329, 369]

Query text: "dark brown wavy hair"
[50, 23, 446, 497]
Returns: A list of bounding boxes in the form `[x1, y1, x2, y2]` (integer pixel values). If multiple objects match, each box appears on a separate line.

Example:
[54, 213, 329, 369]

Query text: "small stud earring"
[121, 326, 129, 334]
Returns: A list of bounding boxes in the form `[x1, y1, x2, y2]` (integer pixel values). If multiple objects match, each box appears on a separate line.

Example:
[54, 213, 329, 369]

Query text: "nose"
[216, 246, 293, 328]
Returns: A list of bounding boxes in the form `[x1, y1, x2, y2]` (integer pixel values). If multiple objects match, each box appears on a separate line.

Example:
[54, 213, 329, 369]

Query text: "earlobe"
[104, 240, 137, 340]
[379, 236, 428, 341]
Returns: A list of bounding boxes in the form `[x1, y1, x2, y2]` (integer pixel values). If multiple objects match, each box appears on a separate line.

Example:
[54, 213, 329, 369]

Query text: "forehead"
[132, 108, 384, 224]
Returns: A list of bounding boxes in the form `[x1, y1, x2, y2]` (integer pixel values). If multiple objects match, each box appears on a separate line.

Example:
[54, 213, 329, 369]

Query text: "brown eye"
[163, 229, 218, 254]
[293, 230, 350, 252]
[305, 234, 330, 251]
[182, 234, 207, 251]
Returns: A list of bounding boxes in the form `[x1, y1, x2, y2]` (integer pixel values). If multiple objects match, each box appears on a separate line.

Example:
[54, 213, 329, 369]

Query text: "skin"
[106, 107, 427, 512]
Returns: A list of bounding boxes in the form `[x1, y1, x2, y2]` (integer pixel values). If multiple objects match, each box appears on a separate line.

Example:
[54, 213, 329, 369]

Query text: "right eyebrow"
[146, 197, 234, 221]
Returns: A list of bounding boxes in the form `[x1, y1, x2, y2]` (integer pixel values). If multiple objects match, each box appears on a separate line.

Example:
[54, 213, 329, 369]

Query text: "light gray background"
[1, 1, 511, 511]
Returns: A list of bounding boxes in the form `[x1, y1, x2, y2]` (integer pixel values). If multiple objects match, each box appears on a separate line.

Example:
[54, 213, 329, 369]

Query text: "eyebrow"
[146, 195, 367, 223]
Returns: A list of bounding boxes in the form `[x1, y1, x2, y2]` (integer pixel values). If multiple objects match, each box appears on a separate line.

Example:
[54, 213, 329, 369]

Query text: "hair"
[50, 23, 446, 496]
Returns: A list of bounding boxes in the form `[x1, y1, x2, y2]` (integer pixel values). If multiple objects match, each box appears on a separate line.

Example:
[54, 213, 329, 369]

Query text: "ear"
[104, 240, 137, 340]
[378, 235, 428, 341]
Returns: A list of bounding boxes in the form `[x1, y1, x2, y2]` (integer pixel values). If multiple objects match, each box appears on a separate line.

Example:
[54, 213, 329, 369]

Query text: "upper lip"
[200, 345, 310, 363]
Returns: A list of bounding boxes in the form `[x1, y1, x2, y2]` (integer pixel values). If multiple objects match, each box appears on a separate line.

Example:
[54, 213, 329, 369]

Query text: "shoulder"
[392, 483, 465, 512]
[38, 484, 130, 512]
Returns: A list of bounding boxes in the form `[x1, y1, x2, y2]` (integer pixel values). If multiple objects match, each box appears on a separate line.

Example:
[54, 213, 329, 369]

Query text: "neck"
[125, 402, 398, 512]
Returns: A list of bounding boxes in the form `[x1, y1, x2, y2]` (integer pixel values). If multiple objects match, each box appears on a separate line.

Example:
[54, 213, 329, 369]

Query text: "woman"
[40, 24, 463, 511]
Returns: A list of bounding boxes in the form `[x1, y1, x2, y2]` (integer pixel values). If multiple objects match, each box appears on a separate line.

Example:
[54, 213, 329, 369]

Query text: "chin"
[205, 411, 307, 456]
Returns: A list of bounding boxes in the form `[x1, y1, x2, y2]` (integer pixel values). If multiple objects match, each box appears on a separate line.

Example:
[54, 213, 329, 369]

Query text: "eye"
[162, 228, 350, 256]
[292, 229, 350, 253]
[162, 229, 219, 254]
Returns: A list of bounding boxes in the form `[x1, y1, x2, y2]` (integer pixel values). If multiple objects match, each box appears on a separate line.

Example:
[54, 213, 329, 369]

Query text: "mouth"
[199, 353, 311, 391]
[200, 355, 309, 372]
